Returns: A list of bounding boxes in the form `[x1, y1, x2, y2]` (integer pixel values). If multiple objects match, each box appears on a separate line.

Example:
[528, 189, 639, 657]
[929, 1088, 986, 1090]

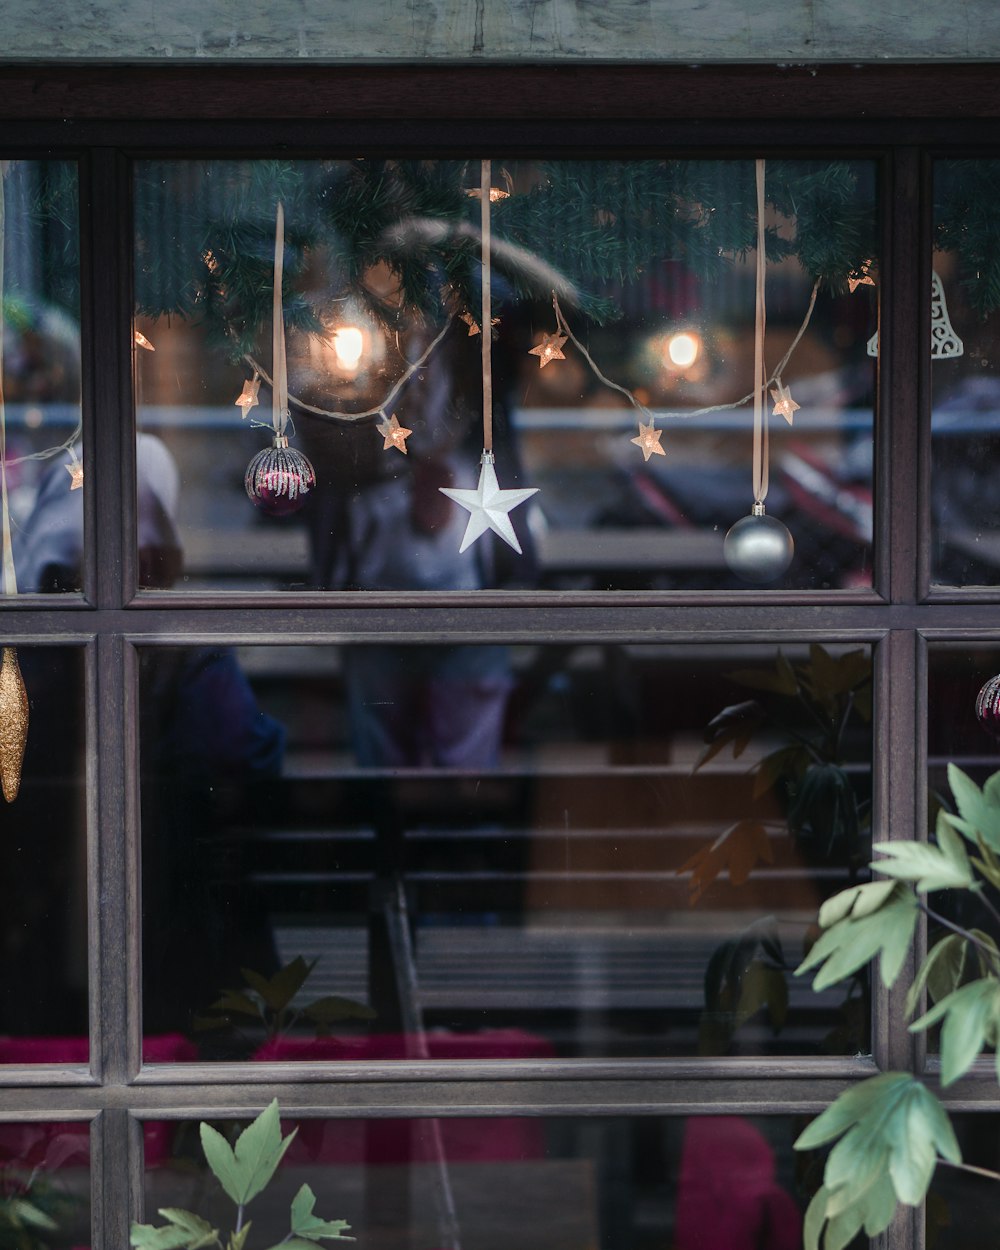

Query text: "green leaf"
[157, 1210, 221, 1250]
[946, 764, 1000, 853]
[796, 882, 917, 991]
[694, 700, 766, 772]
[131, 1222, 206, 1250]
[818, 879, 896, 928]
[795, 1072, 912, 1151]
[970, 837, 1000, 891]
[969, 927, 1000, 979]
[265, 957, 318, 1012]
[872, 825, 974, 892]
[734, 961, 788, 1032]
[730, 652, 799, 696]
[795, 1075, 959, 1246]
[904, 933, 967, 1018]
[301, 996, 377, 1024]
[910, 978, 1000, 1085]
[210, 992, 262, 1019]
[824, 1201, 866, 1250]
[9, 1200, 58, 1232]
[200, 1100, 297, 1207]
[290, 1184, 353, 1242]
[752, 745, 809, 800]
[803, 1186, 830, 1250]
[227, 1225, 251, 1250]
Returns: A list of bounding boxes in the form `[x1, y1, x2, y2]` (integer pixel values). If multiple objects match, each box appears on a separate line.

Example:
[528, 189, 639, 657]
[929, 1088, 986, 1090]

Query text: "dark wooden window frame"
[5, 60, 1000, 1250]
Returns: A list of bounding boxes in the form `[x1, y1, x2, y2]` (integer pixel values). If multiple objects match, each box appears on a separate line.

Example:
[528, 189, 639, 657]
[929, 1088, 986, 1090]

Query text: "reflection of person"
[302, 312, 534, 768]
[140, 646, 286, 1037]
[675, 1118, 801, 1250]
[14, 433, 183, 592]
[345, 644, 512, 769]
[302, 314, 539, 595]
[15, 434, 287, 1045]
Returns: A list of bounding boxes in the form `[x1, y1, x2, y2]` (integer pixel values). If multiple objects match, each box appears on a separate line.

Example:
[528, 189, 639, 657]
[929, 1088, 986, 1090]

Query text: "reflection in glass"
[1, 160, 82, 594]
[133, 159, 876, 593]
[143, 1112, 838, 1250]
[928, 1115, 1000, 1248]
[926, 647, 1000, 1021]
[0, 1120, 90, 1248]
[140, 642, 872, 1062]
[0, 647, 87, 1055]
[932, 162, 1000, 587]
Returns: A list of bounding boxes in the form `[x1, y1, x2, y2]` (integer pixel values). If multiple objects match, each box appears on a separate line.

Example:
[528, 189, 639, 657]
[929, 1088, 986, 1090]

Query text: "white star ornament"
[439, 453, 539, 554]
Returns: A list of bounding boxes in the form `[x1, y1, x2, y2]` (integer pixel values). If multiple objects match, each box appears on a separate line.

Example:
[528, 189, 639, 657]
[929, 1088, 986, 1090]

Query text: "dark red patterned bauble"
[976, 674, 1000, 739]
[244, 437, 316, 517]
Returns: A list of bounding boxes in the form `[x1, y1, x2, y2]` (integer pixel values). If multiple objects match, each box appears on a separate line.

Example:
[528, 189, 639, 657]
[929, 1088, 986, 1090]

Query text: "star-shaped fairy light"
[439, 452, 539, 554]
[134, 331, 155, 351]
[460, 311, 500, 337]
[847, 261, 876, 293]
[377, 412, 413, 454]
[65, 461, 84, 490]
[235, 375, 261, 417]
[630, 421, 666, 462]
[528, 331, 567, 369]
[770, 382, 800, 425]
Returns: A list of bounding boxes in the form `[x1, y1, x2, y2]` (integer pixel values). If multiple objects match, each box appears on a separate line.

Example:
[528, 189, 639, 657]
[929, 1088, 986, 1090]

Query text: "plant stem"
[938, 1157, 1000, 1184]
[235, 1205, 244, 1234]
[918, 899, 1000, 962]
[976, 885, 1000, 932]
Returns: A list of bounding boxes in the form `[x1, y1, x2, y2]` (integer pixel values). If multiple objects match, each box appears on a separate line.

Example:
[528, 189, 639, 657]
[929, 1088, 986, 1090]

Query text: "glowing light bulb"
[667, 332, 700, 369]
[333, 326, 365, 371]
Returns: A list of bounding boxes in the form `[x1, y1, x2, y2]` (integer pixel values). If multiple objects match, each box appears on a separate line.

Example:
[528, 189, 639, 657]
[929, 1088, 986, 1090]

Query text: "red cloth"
[0, 1035, 197, 1166]
[675, 1118, 801, 1250]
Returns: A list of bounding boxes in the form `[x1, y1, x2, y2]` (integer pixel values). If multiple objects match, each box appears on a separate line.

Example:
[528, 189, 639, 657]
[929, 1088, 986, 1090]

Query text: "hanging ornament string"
[271, 201, 289, 439]
[752, 157, 769, 506]
[438, 157, 539, 554]
[0, 162, 29, 804]
[722, 157, 794, 585]
[0, 164, 15, 598]
[480, 158, 494, 454]
[550, 280, 819, 431]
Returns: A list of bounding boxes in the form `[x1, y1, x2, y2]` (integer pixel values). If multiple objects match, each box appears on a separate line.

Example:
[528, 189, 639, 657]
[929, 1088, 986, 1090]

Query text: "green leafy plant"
[131, 1099, 352, 1250]
[0, 1133, 88, 1250]
[795, 763, 1000, 1250]
[194, 957, 375, 1046]
[0, 1170, 63, 1250]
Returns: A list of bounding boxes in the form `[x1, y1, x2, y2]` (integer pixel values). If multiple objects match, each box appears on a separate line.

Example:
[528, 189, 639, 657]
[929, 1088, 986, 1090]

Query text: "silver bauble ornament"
[976, 674, 1000, 740]
[724, 504, 794, 584]
[245, 435, 316, 517]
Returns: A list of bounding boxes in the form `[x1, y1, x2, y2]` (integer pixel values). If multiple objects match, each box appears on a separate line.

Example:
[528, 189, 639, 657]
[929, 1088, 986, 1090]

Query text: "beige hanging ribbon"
[272, 201, 288, 438]
[752, 157, 769, 507]
[0, 163, 16, 596]
[480, 158, 493, 453]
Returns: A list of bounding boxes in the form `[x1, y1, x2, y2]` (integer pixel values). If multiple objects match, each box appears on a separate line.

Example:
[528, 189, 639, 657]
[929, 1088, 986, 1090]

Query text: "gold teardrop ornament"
[0, 646, 28, 802]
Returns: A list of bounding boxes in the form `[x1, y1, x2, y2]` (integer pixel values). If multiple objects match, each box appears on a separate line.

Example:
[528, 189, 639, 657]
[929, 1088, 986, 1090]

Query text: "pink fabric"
[675, 1118, 801, 1250]
[0, 1035, 197, 1166]
[255, 1031, 554, 1164]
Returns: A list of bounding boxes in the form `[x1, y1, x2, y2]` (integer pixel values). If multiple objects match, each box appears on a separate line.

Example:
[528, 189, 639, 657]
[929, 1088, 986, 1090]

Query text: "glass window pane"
[140, 642, 872, 1062]
[133, 158, 876, 594]
[0, 1119, 91, 1247]
[0, 646, 88, 1057]
[932, 161, 1000, 587]
[2, 160, 83, 595]
[929, 1114, 1000, 1247]
[926, 645, 1000, 1050]
[145, 1112, 836, 1250]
